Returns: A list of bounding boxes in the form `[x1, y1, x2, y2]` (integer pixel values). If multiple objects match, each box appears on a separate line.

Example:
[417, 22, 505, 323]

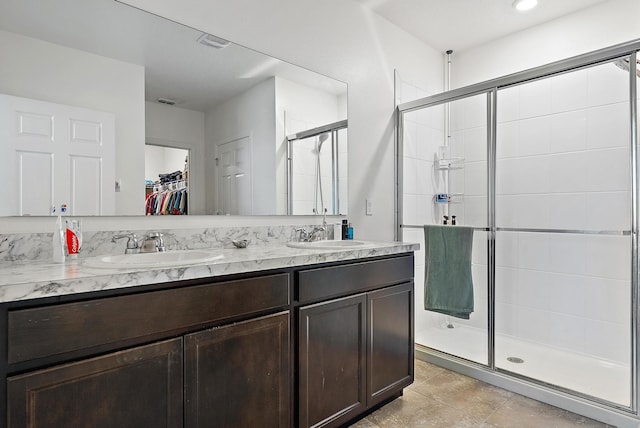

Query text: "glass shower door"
[404, 92, 490, 366]
[494, 58, 633, 406]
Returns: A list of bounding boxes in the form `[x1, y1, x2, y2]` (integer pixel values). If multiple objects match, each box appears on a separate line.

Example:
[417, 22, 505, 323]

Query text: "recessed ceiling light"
[513, 0, 538, 11]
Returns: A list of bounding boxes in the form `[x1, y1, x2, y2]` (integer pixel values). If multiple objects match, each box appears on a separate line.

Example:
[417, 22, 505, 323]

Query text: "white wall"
[451, 0, 640, 88]
[0, 30, 145, 215]
[120, 0, 443, 240]
[204, 78, 276, 215]
[146, 101, 206, 214]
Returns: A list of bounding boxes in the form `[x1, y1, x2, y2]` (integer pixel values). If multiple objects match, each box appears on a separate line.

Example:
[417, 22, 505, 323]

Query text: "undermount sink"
[286, 240, 368, 250]
[83, 250, 224, 268]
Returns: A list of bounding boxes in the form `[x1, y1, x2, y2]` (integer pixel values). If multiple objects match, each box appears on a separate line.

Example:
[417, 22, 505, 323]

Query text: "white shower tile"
[416, 159, 430, 196]
[518, 116, 551, 156]
[515, 194, 550, 229]
[585, 235, 631, 281]
[547, 151, 589, 194]
[463, 126, 487, 162]
[519, 78, 552, 119]
[403, 119, 418, 159]
[517, 233, 551, 272]
[497, 121, 519, 159]
[495, 303, 518, 336]
[546, 193, 587, 230]
[516, 307, 551, 345]
[464, 161, 487, 196]
[587, 102, 630, 149]
[471, 232, 488, 265]
[585, 147, 630, 192]
[496, 231, 519, 268]
[427, 104, 445, 130]
[586, 191, 630, 231]
[448, 168, 464, 194]
[548, 273, 585, 317]
[583, 276, 630, 325]
[548, 234, 587, 276]
[464, 94, 487, 129]
[449, 99, 464, 132]
[507, 156, 552, 195]
[403, 157, 417, 195]
[463, 195, 487, 227]
[546, 312, 585, 354]
[402, 193, 418, 226]
[496, 267, 518, 304]
[517, 269, 552, 310]
[496, 195, 518, 228]
[417, 125, 441, 161]
[449, 131, 465, 158]
[497, 86, 519, 123]
[550, 110, 587, 153]
[416, 195, 431, 225]
[583, 319, 630, 364]
[587, 61, 630, 107]
[551, 69, 588, 113]
[413, 107, 430, 126]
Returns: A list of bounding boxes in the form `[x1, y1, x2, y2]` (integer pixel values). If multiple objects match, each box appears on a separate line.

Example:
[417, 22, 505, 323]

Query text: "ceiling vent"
[197, 33, 230, 49]
[156, 97, 176, 106]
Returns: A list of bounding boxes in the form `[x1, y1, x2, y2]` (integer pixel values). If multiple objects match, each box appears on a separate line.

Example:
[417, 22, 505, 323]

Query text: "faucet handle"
[294, 227, 310, 242]
[112, 233, 140, 254]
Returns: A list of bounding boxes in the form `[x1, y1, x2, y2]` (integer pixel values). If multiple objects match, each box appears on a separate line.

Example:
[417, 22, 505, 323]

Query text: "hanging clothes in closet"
[145, 180, 188, 215]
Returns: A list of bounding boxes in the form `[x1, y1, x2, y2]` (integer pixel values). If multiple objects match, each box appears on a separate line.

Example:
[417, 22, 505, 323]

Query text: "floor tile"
[348, 360, 610, 428]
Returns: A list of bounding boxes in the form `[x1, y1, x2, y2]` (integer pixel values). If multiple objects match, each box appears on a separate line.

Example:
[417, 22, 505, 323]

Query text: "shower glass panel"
[494, 59, 632, 406]
[288, 122, 347, 215]
[403, 93, 489, 365]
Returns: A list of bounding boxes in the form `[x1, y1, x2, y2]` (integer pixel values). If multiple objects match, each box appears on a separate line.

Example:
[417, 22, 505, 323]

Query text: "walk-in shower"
[396, 40, 640, 426]
[287, 120, 348, 215]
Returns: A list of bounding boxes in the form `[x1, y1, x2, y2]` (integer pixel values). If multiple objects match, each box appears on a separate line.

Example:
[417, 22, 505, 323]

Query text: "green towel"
[424, 225, 474, 319]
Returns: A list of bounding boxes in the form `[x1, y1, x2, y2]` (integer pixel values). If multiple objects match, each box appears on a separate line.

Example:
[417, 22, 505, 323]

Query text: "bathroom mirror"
[0, 0, 348, 217]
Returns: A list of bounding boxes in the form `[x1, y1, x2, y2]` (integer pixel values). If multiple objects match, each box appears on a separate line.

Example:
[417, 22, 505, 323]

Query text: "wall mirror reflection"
[0, 0, 348, 217]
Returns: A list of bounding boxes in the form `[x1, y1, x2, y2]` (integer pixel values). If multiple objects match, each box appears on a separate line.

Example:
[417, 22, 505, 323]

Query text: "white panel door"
[0, 94, 115, 216]
[216, 137, 252, 215]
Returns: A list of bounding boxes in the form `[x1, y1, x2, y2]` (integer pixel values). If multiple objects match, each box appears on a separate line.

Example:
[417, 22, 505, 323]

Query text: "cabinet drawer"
[8, 273, 290, 364]
[296, 254, 413, 303]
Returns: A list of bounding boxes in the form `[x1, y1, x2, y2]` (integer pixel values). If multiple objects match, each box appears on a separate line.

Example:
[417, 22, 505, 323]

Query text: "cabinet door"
[185, 311, 290, 428]
[367, 282, 414, 407]
[7, 338, 183, 428]
[299, 294, 366, 428]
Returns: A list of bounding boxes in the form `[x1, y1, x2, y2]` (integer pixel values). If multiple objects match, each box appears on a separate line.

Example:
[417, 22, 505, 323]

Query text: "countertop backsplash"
[0, 224, 331, 263]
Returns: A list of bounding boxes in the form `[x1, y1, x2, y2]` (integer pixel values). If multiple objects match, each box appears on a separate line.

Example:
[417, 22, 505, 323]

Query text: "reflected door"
[0, 94, 115, 216]
[216, 136, 252, 215]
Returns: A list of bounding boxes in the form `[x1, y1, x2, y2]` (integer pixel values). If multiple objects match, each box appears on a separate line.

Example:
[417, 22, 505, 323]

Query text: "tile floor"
[350, 359, 614, 428]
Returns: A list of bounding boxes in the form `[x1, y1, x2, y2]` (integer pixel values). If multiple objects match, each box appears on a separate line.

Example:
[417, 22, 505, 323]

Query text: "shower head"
[613, 57, 640, 78]
[316, 133, 330, 152]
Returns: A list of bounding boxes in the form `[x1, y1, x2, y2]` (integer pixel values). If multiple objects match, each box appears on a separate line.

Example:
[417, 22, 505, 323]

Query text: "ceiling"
[356, 0, 611, 52]
[0, 0, 346, 112]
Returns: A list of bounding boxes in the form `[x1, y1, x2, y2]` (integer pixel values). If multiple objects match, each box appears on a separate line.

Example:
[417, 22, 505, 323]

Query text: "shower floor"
[416, 324, 630, 407]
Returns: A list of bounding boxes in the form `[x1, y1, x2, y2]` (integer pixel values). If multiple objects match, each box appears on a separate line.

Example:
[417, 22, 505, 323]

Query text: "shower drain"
[507, 357, 525, 364]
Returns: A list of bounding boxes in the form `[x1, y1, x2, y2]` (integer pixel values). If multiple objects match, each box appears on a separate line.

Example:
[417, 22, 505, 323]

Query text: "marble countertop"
[0, 241, 418, 303]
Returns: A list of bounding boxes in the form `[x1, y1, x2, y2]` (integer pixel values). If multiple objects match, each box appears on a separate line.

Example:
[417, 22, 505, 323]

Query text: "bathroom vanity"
[0, 241, 415, 428]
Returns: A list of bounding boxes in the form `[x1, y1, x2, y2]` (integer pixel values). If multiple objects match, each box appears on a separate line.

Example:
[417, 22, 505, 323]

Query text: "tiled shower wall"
[402, 59, 637, 366]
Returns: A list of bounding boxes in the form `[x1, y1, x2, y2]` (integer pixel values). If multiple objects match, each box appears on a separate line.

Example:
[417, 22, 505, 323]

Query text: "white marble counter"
[0, 241, 418, 303]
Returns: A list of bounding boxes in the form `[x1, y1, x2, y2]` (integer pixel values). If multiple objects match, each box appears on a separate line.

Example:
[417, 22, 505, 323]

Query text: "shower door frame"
[395, 39, 640, 423]
[286, 119, 348, 215]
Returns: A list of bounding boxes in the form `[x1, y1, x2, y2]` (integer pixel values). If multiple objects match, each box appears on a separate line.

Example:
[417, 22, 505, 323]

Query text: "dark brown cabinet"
[367, 283, 414, 407]
[296, 254, 414, 428]
[8, 338, 183, 428]
[298, 294, 367, 428]
[2, 253, 414, 428]
[185, 312, 290, 428]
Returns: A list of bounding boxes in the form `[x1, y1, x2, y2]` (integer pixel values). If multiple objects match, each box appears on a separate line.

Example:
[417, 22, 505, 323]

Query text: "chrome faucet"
[141, 232, 166, 253]
[112, 233, 140, 254]
[295, 226, 326, 242]
[112, 231, 166, 254]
